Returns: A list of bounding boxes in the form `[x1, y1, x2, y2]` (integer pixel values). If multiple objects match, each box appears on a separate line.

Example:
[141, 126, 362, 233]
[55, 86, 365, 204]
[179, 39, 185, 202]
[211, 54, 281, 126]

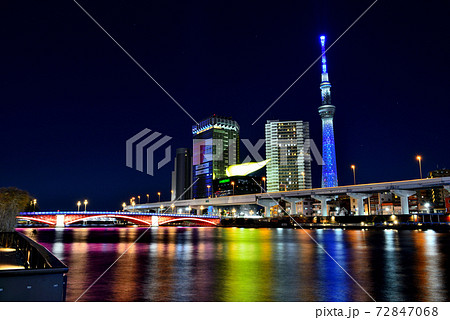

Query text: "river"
[18, 227, 450, 302]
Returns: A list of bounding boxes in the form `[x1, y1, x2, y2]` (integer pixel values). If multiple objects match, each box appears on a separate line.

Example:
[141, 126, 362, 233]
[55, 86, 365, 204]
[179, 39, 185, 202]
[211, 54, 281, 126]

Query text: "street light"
[231, 182, 235, 195]
[84, 199, 88, 212]
[160, 205, 164, 213]
[206, 185, 211, 198]
[122, 202, 126, 212]
[171, 203, 175, 213]
[262, 177, 266, 192]
[132, 201, 136, 212]
[157, 192, 161, 202]
[416, 155, 423, 179]
[146, 194, 149, 203]
[32, 199, 37, 211]
[138, 195, 140, 204]
[77, 201, 81, 212]
[351, 165, 356, 185]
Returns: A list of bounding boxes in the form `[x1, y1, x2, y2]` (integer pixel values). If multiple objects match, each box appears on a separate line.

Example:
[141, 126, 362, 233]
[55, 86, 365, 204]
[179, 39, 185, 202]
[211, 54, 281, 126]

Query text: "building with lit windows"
[264, 120, 312, 192]
[214, 176, 265, 197]
[192, 115, 240, 199]
[428, 169, 450, 211]
[211, 160, 268, 197]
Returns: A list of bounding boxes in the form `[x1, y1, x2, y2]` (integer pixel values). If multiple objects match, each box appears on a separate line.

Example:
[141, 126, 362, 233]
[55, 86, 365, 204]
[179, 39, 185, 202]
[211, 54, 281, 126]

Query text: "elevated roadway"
[127, 177, 450, 216]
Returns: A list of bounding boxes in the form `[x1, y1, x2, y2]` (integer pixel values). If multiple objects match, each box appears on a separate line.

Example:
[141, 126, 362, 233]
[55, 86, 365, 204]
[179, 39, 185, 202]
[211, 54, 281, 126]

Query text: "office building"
[265, 120, 312, 192]
[171, 148, 193, 200]
[192, 115, 240, 199]
[428, 169, 450, 211]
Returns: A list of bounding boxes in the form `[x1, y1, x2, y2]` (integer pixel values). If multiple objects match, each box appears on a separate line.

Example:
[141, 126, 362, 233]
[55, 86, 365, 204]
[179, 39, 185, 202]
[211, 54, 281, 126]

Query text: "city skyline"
[1, 1, 449, 210]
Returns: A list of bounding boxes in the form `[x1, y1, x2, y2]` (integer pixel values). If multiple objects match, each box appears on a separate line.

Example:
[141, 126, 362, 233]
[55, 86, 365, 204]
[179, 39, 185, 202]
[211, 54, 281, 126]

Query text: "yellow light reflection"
[0, 264, 25, 270]
[220, 228, 273, 301]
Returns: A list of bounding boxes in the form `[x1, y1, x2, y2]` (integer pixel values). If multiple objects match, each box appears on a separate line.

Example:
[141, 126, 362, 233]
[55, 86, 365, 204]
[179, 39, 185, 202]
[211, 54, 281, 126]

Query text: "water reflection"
[18, 227, 450, 302]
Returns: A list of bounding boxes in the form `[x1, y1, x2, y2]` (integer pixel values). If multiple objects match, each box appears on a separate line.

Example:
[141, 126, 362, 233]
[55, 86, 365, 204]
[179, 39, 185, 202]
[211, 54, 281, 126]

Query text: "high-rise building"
[318, 35, 338, 188]
[192, 115, 240, 199]
[265, 120, 312, 192]
[428, 169, 450, 210]
[171, 148, 193, 200]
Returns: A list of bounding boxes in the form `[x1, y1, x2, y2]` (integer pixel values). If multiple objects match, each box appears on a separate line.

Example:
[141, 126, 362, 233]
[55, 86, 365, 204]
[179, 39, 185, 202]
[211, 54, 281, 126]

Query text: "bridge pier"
[151, 215, 159, 227]
[257, 199, 278, 217]
[56, 215, 65, 228]
[283, 197, 303, 215]
[311, 195, 336, 216]
[390, 190, 416, 214]
[347, 193, 371, 215]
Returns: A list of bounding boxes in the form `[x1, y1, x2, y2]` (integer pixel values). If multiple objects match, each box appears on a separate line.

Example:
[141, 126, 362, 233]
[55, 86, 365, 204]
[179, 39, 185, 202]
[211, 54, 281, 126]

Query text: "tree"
[0, 187, 32, 232]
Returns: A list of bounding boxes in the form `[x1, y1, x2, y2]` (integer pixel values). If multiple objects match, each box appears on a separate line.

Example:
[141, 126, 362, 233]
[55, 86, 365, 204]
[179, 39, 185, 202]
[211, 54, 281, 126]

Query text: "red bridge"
[17, 212, 221, 227]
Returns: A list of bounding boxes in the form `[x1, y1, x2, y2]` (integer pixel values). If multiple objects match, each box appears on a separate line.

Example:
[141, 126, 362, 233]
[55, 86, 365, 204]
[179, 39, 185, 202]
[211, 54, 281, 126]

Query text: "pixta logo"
[126, 129, 172, 176]
[191, 138, 324, 165]
[126, 131, 325, 177]
[241, 138, 324, 165]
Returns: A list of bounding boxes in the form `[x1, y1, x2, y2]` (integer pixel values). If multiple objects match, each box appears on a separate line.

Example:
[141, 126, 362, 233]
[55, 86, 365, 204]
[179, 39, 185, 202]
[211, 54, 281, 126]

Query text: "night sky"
[1, 0, 449, 211]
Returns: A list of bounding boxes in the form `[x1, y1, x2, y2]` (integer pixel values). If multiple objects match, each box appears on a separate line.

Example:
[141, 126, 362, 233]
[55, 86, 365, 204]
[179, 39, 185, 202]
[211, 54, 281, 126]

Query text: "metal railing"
[0, 231, 68, 272]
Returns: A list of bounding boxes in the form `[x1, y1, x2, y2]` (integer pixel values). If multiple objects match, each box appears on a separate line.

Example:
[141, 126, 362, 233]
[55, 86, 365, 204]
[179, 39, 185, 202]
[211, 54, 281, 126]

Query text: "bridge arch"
[17, 216, 54, 226]
[66, 215, 152, 226]
[159, 217, 219, 226]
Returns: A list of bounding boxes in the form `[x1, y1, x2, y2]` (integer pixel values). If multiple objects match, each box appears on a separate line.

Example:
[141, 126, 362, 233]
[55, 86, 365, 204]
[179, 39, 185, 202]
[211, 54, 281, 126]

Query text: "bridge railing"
[3, 232, 67, 270]
[18, 211, 220, 219]
[0, 232, 68, 301]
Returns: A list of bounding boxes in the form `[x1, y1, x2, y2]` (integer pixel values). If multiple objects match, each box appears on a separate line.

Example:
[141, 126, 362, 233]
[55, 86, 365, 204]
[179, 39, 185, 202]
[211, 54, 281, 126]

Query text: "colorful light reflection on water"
[18, 227, 450, 302]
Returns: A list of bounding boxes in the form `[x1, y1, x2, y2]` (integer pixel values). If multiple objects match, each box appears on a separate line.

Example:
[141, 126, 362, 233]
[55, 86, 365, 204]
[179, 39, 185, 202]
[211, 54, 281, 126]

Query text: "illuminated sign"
[226, 159, 270, 177]
[195, 168, 209, 175]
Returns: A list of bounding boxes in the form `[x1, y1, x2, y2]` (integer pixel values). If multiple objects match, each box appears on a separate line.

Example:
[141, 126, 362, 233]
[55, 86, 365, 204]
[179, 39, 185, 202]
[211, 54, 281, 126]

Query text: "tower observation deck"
[318, 35, 338, 188]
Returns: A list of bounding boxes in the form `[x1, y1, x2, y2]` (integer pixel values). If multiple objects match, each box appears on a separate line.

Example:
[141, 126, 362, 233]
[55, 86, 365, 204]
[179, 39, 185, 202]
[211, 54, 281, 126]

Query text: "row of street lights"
[124, 192, 164, 211]
[350, 155, 424, 185]
[129, 192, 162, 204]
[76, 200, 88, 212]
[30, 199, 37, 211]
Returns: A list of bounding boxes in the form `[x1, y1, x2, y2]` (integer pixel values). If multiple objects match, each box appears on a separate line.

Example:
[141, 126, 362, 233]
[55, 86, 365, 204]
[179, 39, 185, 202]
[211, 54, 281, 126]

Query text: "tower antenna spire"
[319, 35, 331, 105]
[318, 35, 338, 188]
[320, 35, 327, 74]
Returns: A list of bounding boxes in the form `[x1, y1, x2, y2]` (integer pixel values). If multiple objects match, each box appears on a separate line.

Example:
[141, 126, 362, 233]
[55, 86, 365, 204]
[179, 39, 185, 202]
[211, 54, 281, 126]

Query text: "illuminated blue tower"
[318, 35, 338, 187]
